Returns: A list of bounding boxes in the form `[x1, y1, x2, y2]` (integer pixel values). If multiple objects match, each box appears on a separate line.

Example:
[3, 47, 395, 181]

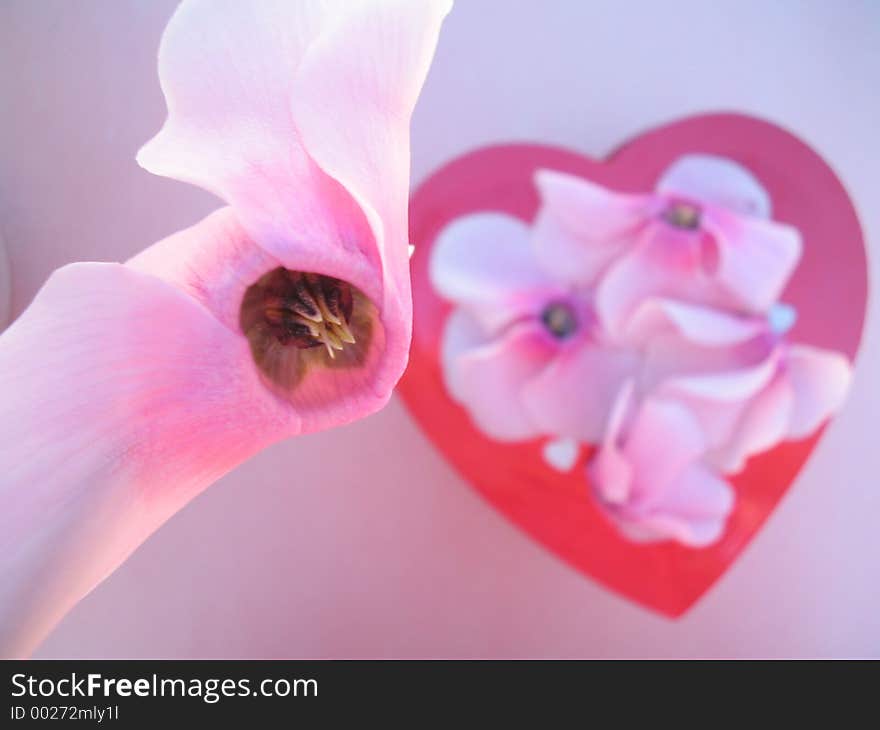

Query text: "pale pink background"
[1, 0, 877, 657]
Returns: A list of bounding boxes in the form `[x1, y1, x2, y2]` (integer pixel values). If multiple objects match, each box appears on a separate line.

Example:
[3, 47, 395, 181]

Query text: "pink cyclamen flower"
[431, 212, 640, 443]
[532, 155, 803, 331]
[589, 382, 735, 547]
[643, 303, 852, 475]
[588, 302, 851, 545]
[0, 0, 451, 657]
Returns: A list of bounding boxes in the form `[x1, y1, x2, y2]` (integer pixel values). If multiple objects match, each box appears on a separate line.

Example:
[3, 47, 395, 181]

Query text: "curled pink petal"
[658, 343, 852, 475]
[784, 345, 852, 440]
[624, 298, 768, 348]
[707, 374, 794, 474]
[139, 0, 453, 336]
[445, 322, 556, 442]
[656, 154, 771, 218]
[292, 0, 454, 308]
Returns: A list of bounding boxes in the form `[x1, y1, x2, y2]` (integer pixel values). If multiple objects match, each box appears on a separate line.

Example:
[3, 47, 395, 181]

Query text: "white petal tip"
[768, 303, 798, 335]
[542, 437, 580, 472]
[658, 154, 771, 218]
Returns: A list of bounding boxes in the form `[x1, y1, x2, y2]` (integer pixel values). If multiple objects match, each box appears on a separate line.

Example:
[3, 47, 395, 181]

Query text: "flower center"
[256, 269, 356, 358]
[541, 301, 578, 339]
[240, 267, 376, 394]
[662, 201, 701, 230]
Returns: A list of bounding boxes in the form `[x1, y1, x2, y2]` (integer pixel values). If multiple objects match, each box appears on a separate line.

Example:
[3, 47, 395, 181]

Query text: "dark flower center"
[541, 301, 578, 339]
[253, 269, 355, 358]
[239, 267, 375, 394]
[662, 201, 701, 230]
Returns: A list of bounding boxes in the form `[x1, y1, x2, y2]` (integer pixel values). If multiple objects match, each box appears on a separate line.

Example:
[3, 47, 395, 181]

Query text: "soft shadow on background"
[0, 0, 877, 657]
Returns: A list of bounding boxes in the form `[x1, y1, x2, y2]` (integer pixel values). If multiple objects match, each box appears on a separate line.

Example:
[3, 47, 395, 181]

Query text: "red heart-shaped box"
[399, 114, 868, 617]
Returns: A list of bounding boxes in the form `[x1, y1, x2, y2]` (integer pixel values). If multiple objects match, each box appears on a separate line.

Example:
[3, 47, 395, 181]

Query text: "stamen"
[240, 266, 377, 395]
[250, 270, 359, 355]
[290, 280, 322, 322]
[541, 302, 578, 339]
[331, 320, 357, 344]
[663, 201, 701, 230]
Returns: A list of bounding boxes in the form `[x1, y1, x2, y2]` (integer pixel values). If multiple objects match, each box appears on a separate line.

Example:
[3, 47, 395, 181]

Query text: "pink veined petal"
[707, 372, 795, 474]
[656, 154, 771, 218]
[444, 321, 556, 442]
[784, 345, 853, 440]
[430, 213, 559, 332]
[532, 169, 652, 285]
[0, 262, 302, 658]
[138, 0, 452, 329]
[137, 1, 374, 279]
[634, 463, 734, 547]
[520, 339, 640, 442]
[292, 0, 454, 312]
[703, 208, 802, 313]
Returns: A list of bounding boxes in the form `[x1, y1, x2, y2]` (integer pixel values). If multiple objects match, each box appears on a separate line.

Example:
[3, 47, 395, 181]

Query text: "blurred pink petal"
[624, 298, 767, 348]
[656, 154, 771, 218]
[631, 464, 735, 546]
[703, 210, 802, 313]
[532, 170, 653, 285]
[660, 341, 852, 474]
[430, 213, 559, 332]
[521, 339, 639, 442]
[595, 229, 721, 333]
[0, 0, 451, 656]
[589, 387, 734, 547]
[785, 345, 852, 439]
[445, 321, 556, 441]
[532, 156, 801, 331]
[709, 374, 794, 473]
[441, 308, 491, 402]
